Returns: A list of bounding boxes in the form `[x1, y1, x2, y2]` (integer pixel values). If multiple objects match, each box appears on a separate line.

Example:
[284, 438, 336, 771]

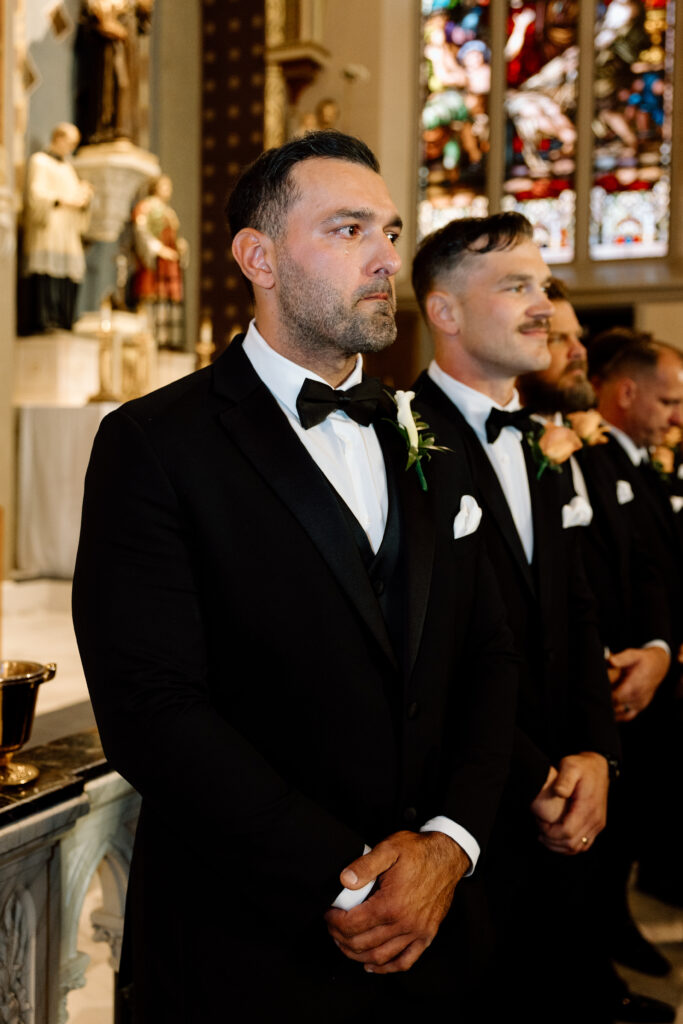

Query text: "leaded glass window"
[417, 0, 677, 269]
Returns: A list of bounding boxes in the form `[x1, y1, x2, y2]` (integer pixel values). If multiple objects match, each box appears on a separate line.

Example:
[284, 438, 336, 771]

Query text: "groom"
[73, 131, 518, 1022]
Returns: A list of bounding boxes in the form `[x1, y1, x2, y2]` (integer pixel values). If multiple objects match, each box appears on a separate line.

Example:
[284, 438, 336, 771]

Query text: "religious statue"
[131, 173, 188, 349]
[75, 0, 154, 146]
[21, 123, 93, 333]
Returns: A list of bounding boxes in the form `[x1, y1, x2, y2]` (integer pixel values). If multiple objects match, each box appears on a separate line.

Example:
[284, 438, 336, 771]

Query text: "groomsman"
[518, 290, 677, 1023]
[411, 213, 620, 1023]
[72, 132, 519, 1023]
[589, 328, 683, 915]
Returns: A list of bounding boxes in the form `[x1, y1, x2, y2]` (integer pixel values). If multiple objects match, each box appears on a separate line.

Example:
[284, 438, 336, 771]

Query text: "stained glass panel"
[590, 0, 675, 260]
[502, 1, 579, 264]
[418, 0, 491, 240]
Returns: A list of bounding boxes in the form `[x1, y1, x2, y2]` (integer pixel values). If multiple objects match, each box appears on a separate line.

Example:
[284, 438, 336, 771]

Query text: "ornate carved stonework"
[0, 890, 34, 1024]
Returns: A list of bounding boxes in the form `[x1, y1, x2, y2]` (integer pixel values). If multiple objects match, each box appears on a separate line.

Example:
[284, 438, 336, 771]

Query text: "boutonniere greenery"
[525, 419, 582, 480]
[385, 389, 449, 492]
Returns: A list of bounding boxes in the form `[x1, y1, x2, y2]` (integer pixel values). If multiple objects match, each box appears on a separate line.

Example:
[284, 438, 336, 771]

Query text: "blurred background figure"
[131, 173, 188, 350]
[20, 122, 93, 334]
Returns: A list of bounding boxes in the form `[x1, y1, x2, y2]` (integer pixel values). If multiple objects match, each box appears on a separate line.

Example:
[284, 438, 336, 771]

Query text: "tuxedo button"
[373, 578, 385, 596]
[407, 701, 419, 720]
[403, 806, 417, 823]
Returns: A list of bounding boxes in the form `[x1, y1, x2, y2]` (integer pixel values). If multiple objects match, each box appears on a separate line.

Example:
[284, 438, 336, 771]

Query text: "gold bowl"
[0, 660, 57, 786]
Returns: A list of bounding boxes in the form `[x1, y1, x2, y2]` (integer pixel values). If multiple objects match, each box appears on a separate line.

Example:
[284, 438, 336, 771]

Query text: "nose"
[567, 333, 587, 361]
[367, 232, 401, 279]
[670, 404, 683, 427]
[528, 289, 554, 320]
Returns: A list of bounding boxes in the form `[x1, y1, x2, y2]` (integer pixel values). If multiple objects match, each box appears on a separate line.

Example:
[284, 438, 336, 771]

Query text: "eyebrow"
[321, 208, 404, 230]
[497, 272, 550, 286]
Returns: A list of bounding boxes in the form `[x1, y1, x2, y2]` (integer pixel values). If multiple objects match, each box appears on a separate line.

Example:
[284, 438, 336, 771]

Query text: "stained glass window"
[417, 0, 677, 272]
[590, 0, 675, 260]
[501, 1, 579, 263]
[418, 0, 491, 239]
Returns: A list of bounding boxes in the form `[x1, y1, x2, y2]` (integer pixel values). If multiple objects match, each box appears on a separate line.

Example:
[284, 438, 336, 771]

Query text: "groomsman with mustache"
[411, 213, 620, 1023]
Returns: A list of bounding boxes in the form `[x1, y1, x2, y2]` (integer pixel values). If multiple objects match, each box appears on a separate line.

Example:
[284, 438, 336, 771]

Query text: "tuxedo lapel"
[376, 419, 435, 679]
[523, 441, 561, 600]
[213, 338, 397, 669]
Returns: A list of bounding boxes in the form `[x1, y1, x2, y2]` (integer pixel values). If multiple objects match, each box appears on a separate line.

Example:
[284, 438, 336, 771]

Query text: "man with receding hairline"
[590, 328, 683, 917]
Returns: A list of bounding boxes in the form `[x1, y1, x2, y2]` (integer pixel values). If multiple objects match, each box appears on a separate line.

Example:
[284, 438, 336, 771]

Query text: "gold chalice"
[0, 660, 56, 786]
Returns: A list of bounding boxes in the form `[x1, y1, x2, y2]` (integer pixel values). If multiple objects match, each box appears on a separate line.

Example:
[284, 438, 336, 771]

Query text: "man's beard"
[519, 367, 596, 415]
[276, 249, 397, 358]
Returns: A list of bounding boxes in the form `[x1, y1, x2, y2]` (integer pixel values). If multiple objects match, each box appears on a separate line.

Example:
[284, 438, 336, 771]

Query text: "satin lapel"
[417, 378, 535, 596]
[213, 339, 397, 669]
[376, 418, 435, 679]
[523, 441, 563, 601]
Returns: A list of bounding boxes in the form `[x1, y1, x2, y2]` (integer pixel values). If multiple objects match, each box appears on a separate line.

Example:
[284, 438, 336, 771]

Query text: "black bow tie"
[296, 377, 384, 430]
[485, 406, 534, 444]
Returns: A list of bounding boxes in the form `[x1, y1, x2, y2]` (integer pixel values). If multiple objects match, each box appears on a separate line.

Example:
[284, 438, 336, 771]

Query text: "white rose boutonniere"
[386, 389, 449, 492]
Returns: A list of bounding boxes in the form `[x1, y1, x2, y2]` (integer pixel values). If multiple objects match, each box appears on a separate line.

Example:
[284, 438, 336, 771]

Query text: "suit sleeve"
[72, 410, 364, 927]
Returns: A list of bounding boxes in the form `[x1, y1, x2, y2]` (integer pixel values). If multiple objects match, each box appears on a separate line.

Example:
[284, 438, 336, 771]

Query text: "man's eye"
[337, 225, 359, 238]
[386, 231, 401, 244]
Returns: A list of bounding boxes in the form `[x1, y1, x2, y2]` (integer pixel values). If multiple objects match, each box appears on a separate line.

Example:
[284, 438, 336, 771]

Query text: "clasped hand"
[324, 830, 469, 974]
[531, 752, 609, 855]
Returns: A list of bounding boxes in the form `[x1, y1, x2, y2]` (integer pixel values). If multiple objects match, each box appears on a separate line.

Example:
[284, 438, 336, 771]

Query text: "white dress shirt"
[242, 323, 480, 904]
[428, 361, 534, 562]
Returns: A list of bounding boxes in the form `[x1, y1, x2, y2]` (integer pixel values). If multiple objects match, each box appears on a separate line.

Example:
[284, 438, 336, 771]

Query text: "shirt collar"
[428, 360, 521, 444]
[242, 320, 364, 422]
[606, 422, 648, 466]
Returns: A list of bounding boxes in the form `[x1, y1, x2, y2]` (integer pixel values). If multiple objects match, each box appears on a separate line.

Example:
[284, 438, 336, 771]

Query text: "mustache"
[565, 358, 588, 374]
[519, 318, 550, 332]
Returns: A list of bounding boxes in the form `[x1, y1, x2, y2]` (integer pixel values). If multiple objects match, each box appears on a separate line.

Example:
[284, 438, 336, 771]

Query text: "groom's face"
[271, 157, 403, 357]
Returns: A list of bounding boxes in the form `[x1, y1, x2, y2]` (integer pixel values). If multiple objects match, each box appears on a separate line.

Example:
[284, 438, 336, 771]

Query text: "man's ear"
[616, 376, 637, 410]
[425, 289, 461, 337]
[231, 229, 275, 291]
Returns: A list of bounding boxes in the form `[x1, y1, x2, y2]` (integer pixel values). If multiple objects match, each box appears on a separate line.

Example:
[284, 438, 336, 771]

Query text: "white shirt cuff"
[420, 816, 480, 876]
[331, 845, 373, 910]
[643, 639, 671, 659]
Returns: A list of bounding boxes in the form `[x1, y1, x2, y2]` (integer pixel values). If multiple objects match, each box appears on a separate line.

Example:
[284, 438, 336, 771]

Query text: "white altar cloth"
[16, 403, 119, 578]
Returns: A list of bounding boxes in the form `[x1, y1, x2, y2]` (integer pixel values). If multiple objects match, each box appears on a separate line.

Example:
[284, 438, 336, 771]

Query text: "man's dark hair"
[411, 212, 534, 315]
[225, 130, 380, 242]
[588, 327, 668, 382]
[547, 276, 569, 302]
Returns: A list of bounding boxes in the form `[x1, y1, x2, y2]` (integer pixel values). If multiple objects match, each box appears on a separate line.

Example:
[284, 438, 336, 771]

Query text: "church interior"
[1, 1, 683, 1020]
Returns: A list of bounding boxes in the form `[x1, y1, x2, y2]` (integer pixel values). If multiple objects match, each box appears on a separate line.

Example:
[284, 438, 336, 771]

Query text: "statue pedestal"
[73, 141, 160, 243]
[14, 333, 100, 406]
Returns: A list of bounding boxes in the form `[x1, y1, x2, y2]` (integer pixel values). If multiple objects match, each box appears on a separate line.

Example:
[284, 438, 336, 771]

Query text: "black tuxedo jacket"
[72, 337, 518, 1022]
[414, 374, 618, 806]
[573, 442, 672, 655]
[597, 436, 683, 652]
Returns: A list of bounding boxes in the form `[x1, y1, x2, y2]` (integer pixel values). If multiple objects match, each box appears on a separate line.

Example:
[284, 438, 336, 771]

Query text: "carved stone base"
[73, 141, 161, 243]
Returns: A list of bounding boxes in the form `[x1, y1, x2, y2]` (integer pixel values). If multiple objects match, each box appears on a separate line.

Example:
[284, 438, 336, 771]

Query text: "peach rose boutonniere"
[650, 426, 682, 483]
[526, 420, 582, 480]
[566, 410, 610, 447]
[650, 444, 675, 477]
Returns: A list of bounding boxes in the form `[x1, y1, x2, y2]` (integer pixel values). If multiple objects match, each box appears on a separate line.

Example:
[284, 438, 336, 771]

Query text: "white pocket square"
[562, 495, 593, 528]
[671, 495, 683, 514]
[453, 494, 482, 539]
[616, 479, 634, 505]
